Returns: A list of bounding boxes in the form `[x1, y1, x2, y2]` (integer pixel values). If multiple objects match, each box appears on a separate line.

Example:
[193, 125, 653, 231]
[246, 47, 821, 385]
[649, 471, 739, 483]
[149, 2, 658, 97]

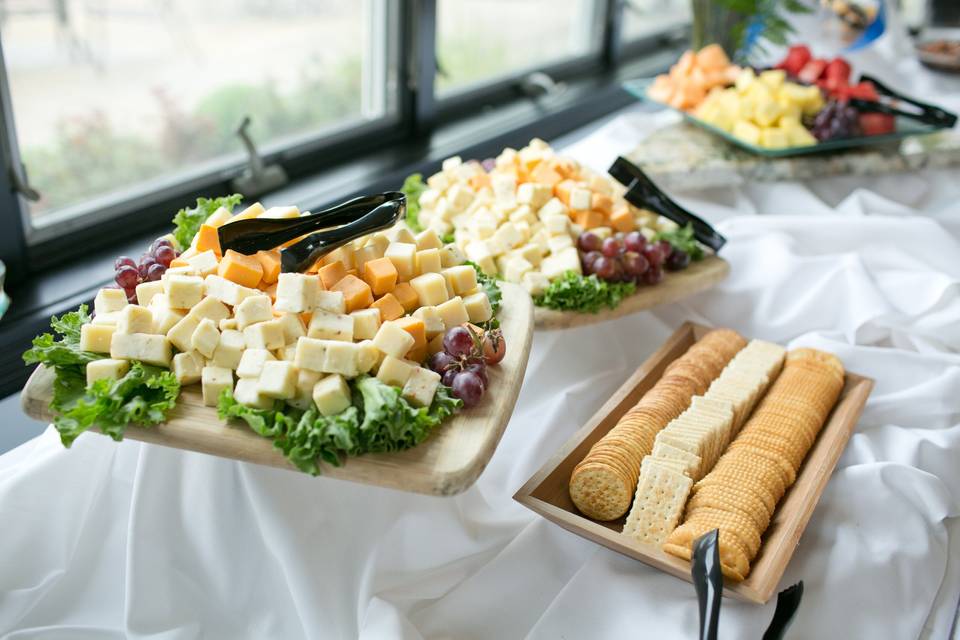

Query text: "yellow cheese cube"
[350, 308, 381, 341]
[80, 323, 115, 353]
[244, 319, 285, 350]
[402, 367, 441, 407]
[376, 355, 416, 387]
[236, 348, 276, 379]
[212, 329, 245, 370]
[172, 351, 204, 385]
[258, 360, 298, 399]
[409, 272, 449, 307]
[416, 248, 443, 275]
[462, 292, 493, 323]
[372, 321, 416, 359]
[412, 306, 445, 338]
[436, 296, 470, 329]
[201, 366, 233, 407]
[312, 374, 352, 416]
[415, 229, 443, 251]
[86, 358, 130, 386]
[732, 120, 762, 146]
[384, 242, 417, 281]
[233, 378, 272, 409]
[110, 332, 172, 367]
[441, 265, 477, 296]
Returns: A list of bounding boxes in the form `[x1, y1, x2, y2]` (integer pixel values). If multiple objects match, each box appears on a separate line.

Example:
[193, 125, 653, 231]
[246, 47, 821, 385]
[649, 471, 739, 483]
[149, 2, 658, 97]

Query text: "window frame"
[0, 0, 687, 287]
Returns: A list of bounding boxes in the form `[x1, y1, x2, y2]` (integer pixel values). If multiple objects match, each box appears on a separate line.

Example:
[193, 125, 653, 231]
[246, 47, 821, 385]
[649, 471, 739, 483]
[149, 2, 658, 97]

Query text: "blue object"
[844, 0, 887, 52]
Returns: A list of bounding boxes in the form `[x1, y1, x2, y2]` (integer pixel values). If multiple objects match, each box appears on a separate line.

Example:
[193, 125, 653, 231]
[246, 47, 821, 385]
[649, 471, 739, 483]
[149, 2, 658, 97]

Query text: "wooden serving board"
[534, 256, 730, 330]
[514, 321, 873, 603]
[21, 283, 534, 497]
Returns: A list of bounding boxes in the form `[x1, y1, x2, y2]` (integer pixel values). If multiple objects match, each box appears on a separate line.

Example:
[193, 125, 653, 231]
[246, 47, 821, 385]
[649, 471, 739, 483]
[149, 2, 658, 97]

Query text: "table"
[3, 31, 960, 640]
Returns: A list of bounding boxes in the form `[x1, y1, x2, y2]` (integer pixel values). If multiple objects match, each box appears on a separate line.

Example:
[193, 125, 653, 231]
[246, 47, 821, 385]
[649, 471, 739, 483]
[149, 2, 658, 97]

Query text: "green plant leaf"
[654, 223, 705, 261]
[534, 272, 636, 314]
[171, 194, 243, 251]
[400, 173, 428, 233]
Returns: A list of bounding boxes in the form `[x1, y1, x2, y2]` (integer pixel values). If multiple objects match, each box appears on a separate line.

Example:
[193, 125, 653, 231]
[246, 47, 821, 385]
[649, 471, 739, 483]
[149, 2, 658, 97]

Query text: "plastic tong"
[607, 157, 726, 253]
[851, 74, 958, 129]
[217, 191, 406, 274]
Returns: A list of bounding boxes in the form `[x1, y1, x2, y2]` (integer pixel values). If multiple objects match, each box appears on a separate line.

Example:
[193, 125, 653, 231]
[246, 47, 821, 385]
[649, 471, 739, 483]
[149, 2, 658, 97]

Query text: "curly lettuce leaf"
[534, 271, 636, 314]
[23, 304, 99, 369]
[655, 223, 704, 261]
[400, 173, 428, 233]
[171, 194, 243, 251]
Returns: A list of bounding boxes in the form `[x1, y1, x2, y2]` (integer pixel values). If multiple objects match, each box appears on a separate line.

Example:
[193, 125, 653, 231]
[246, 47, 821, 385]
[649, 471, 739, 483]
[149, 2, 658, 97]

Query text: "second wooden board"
[22, 283, 535, 497]
[534, 256, 730, 330]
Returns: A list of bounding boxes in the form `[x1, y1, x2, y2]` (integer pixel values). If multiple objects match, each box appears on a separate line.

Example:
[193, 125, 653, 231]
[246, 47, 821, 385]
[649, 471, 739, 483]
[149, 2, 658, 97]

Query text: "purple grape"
[464, 361, 488, 386]
[442, 368, 458, 387]
[601, 237, 621, 258]
[578, 232, 602, 253]
[115, 256, 136, 270]
[622, 251, 649, 277]
[151, 238, 173, 253]
[451, 371, 485, 408]
[430, 351, 457, 374]
[624, 231, 647, 253]
[154, 245, 176, 267]
[593, 256, 616, 281]
[642, 265, 664, 285]
[581, 250, 602, 274]
[146, 263, 166, 282]
[480, 158, 496, 172]
[642, 244, 664, 268]
[443, 326, 475, 358]
[657, 240, 673, 259]
[665, 249, 690, 271]
[115, 265, 139, 289]
[138, 257, 156, 279]
[126, 291, 138, 304]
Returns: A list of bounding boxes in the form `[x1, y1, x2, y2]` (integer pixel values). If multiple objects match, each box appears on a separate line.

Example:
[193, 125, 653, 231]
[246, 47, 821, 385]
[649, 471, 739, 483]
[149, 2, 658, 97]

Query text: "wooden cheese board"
[22, 283, 535, 497]
[534, 256, 730, 330]
[514, 321, 873, 603]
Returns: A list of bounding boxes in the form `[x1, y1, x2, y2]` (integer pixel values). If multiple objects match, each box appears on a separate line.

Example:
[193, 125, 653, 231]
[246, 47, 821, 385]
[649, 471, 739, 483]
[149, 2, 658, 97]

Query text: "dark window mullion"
[0, 36, 29, 286]
[603, 0, 626, 69]
[402, 0, 437, 136]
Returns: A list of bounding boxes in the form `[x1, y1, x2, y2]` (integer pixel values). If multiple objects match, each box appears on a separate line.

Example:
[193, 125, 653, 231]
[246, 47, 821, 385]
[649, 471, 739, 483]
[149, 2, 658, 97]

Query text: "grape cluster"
[809, 101, 862, 141]
[113, 238, 179, 303]
[428, 325, 506, 408]
[577, 231, 689, 286]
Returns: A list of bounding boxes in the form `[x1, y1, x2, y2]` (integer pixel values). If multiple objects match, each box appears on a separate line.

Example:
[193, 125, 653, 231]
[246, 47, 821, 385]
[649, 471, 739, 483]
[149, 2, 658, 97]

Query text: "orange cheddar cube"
[406, 346, 427, 364]
[318, 261, 348, 290]
[331, 274, 374, 313]
[530, 162, 563, 187]
[345, 269, 359, 279]
[469, 173, 492, 190]
[574, 210, 607, 230]
[195, 224, 222, 258]
[392, 282, 419, 313]
[610, 206, 637, 233]
[259, 281, 278, 302]
[362, 257, 398, 296]
[591, 193, 613, 215]
[554, 179, 578, 206]
[395, 316, 427, 354]
[370, 293, 404, 321]
[552, 158, 579, 178]
[218, 249, 263, 288]
[256, 250, 282, 285]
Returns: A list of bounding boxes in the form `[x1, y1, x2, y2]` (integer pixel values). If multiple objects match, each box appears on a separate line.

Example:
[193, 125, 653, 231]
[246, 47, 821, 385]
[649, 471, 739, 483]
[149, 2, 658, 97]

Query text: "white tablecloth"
[4, 31, 960, 640]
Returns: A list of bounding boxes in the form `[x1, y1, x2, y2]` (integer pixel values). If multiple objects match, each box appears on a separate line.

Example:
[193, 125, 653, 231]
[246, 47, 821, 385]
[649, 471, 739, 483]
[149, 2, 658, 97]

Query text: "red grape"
[138, 257, 156, 278]
[642, 245, 664, 268]
[601, 237, 621, 258]
[609, 257, 625, 282]
[577, 232, 602, 253]
[154, 245, 176, 267]
[482, 330, 506, 365]
[115, 265, 139, 289]
[593, 256, 616, 281]
[152, 238, 173, 252]
[581, 250, 602, 274]
[451, 371, 485, 407]
[126, 291, 138, 304]
[464, 361, 488, 386]
[643, 265, 663, 285]
[442, 368, 458, 387]
[665, 249, 690, 271]
[115, 256, 136, 270]
[429, 351, 457, 374]
[624, 231, 646, 253]
[622, 251, 648, 277]
[443, 326, 475, 358]
[146, 263, 166, 282]
[657, 240, 673, 259]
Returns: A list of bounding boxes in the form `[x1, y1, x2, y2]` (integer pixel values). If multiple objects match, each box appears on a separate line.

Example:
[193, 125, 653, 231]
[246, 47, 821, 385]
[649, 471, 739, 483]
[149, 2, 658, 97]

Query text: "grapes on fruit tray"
[464, 361, 488, 386]
[642, 244, 664, 268]
[115, 265, 139, 289]
[643, 265, 664, 285]
[451, 370, 485, 408]
[578, 232, 602, 253]
[146, 263, 166, 282]
[443, 326, 475, 358]
[601, 237, 621, 258]
[442, 368, 458, 387]
[429, 351, 456, 374]
[624, 231, 646, 253]
[115, 256, 136, 271]
[665, 249, 690, 271]
[155, 245, 176, 267]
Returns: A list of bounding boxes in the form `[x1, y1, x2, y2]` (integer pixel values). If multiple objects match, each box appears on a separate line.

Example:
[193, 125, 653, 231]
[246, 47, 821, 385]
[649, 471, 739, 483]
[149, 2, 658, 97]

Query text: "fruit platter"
[21, 192, 534, 495]
[625, 43, 957, 158]
[401, 140, 730, 330]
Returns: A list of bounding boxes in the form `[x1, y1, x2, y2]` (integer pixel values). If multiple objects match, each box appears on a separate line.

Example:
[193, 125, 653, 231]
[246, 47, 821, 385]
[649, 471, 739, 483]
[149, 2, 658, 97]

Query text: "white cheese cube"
[373, 321, 416, 359]
[110, 332, 172, 367]
[503, 257, 533, 284]
[323, 341, 360, 377]
[587, 174, 612, 195]
[212, 330, 245, 370]
[293, 337, 327, 373]
[162, 265, 198, 279]
[384, 242, 417, 280]
[202, 207, 231, 227]
[491, 174, 517, 204]
[541, 249, 582, 280]
[591, 226, 613, 240]
[235, 295, 273, 330]
[166, 315, 200, 352]
[354, 243, 384, 275]
[232, 202, 265, 220]
[427, 172, 450, 192]
[244, 319, 285, 350]
[237, 348, 276, 379]
[522, 271, 551, 296]
[440, 244, 466, 268]
[219, 317, 237, 331]
[94, 288, 128, 315]
[149, 296, 185, 335]
[356, 340, 380, 374]
[186, 296, 230, 324]
[258, 360, 298, 399]
[172, 351, 204, 385]
[277, 344, 298, 362]
[495, 147, 517, 168]
[517, 183, 552, 209]
[530, 229, 551, 254]
[134, 281, 164, 307]
[412, 306, 445, 338]
[276, 313, 306, 345]
[416, 248, 443, 275]
[547, 234, 574, 253]
[402, 367, 441, 408]
[92, 312, 120, 326]
[512, 244, 543, 267]
[538, 197, 568, 220]
[315, 290, 346, 314]
[376, 355, 416, 387]
[274, 273, 321, 313]
[350, 308, 381, 341]
[428, 332, 445, 356]
[436, 296, 470, 329]
[191, 318, 221, 358]
[462, 292, 494, 323]
[542, 214, 570, 236]
[441, 265, 477, 296]
[415, 229, 443, 251]
[288, 369, 321, 410]
[86, 358, 130, 386]
[441, 155, 462, 172]
[323, 246, 355, 270]
[491, 223, 524, 252]
[409, 273, 450, 307]
[233, 378, 272, 410]
[201, 366, 234, 407]
[447, 184, 474, 213]
[203, 275, 258, 307]
[80, 324, 116, 353]
[312, 374, 352, 416]
[418, 189, 441, 210]
[386, 224, 417, 245]
[509, 205, 538, 227]
[186, 250, 219, 277]
[166, 275, 204, 309]
[261, 205, 300, 219]
[569, 187, 592, 211]
[307, 311, 354, 342]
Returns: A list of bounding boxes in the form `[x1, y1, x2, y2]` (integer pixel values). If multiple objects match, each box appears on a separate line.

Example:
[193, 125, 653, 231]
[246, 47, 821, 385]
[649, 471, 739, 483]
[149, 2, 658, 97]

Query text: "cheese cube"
[371, 293, 404, 321]
[354, 243, 384, 275]
[416, 248, 443, 275]
[237, 348, 276, 379]
[203, 275, 259, 307]
[412, 306, 445, 338]
[350, 308, 381, 341]
[294, 337, 327, 373]
[315, 290, 346, 315]
[323, 341, 360, 377]
[376, 355, 416, 387]
[387, 224, 417, 245]
[362, 257, 398, 296]
[373, 321, 416, 359]
[258, 360, 298, 399]
[509, 205, 538, 227]
[277, 344, 297, 362]
[86, 358, 130, 386]
[191, 318, 221, 358]
[201, 366, 234, 407]
[356, 340, 380, 373]
[491, 223, 524, 252]
[522, 271, 551, 296]
[540, 249, 582, 280]
[94, 288, 128, 315]
[542, 214, 570, 237]
[503, 257, 533, 284]
[441, 265, 477, 296]
[409, 273, 450, 307]
[588, 174, 612, 195]
[312, 374, 352, 416]
[149, 297, 185, 335]
[428, 332, 445, 356]
[538, 197, 568, 220]
[307, 311, 354, 342]
[330, 275, 374, 312]
[80, 324, 116, 353]
[166, 275, 204, 309]
[244, 319, 285, 350]
[517, 183, 552, 209]
[110, 332, 172, 367]
[92, 312, 120, 326]
[134, 281, 164, 307]
[187, 250, 219, 277]
[439, 244, 466, 268]
[463, 292, 494, 323]
[186, 296, 230, 324]
[166, 316, 200, 352]
[415, 229, 443, 251]
[436, 296, 470, 329]
[261, 205, 300, 219]
[491, 174, 516, 204]
[512, 244, 543, 268]
[219, 317, 238, 331]
[233, 378, 272, 410]
[402, 367, 441, 407]
[392, 283, 419, 312]
[274, 273, 321, 313]
[276, 313, 306, 345]
[384, 242, 417, 280]
[427, 172, 450, 192]
[288, 369, 321, 410]
[442, 155, 462, 172]
[547, 234, 574, 253]
[235, 295, 273, 330]
[212, 330, 245, 370]
[172, 351, 204, 385]
[569, 187, 592, 211]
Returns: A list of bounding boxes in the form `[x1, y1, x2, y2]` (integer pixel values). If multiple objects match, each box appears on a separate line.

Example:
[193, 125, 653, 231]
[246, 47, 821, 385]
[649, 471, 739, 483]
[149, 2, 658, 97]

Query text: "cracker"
[623, 463, 693, 545]
[569, 463, 633, 521]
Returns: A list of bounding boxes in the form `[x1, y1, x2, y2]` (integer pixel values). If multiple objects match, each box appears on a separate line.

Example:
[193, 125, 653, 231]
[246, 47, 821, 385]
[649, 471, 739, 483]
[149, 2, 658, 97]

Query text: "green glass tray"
[623, 77, 950, 158]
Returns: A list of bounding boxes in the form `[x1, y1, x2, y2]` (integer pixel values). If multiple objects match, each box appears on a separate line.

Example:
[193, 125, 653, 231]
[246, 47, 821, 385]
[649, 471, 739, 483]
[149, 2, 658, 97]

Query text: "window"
[621, 0, 690, 42]
[1, 0, 397, 239]
[435, 0, 605, 95]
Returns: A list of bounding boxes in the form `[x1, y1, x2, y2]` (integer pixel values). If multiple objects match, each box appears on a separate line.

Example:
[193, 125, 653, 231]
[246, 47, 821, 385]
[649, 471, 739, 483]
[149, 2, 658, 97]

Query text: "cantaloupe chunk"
[609, 206, 636, 233]
[370, 293, 404, 321]
[362, 257, 398, 296]
[331, 274, 373, 313]
[218, 250, 263, 288]
[318, 261, 348, 290]
[256, 250, 281, 285]
[392, 282, 419, 313]
[195, 224, 222, 258]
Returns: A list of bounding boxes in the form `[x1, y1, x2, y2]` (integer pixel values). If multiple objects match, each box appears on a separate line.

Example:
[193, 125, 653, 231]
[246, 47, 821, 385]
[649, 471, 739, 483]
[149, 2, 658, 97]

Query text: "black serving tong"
[851, 74, 958, 129]
[692, 529, 723, 640]
[217, 192, 406, 274]
[607, 157, 726, 253]
[761, 581, 804, 640]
